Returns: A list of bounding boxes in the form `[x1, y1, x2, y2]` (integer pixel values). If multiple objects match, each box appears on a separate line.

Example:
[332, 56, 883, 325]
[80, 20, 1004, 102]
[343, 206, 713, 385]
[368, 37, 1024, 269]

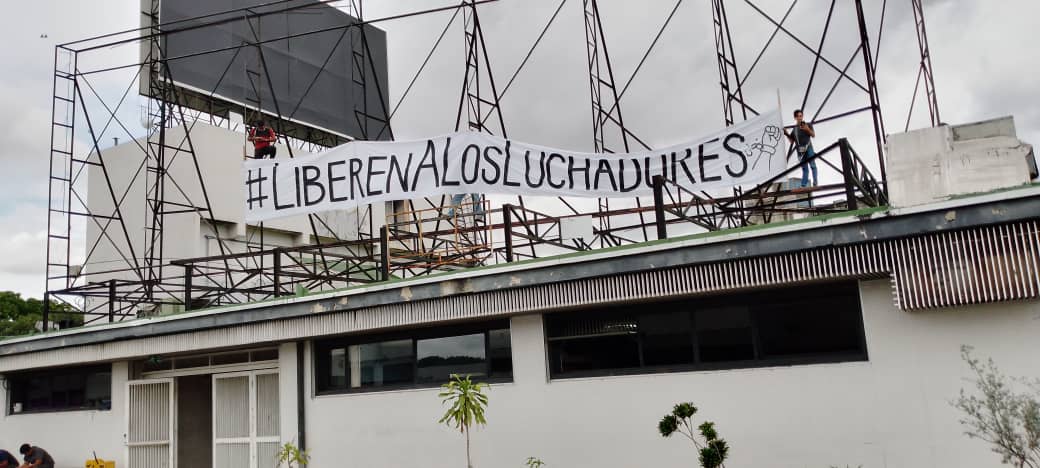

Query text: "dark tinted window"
[250, 349, 279, 362]
[488, 329, 513, 378]
[417, 334, 486, 383]
[696, 306, 754, 363]
[547, 314, 639, 374]
[211, 352, 250, 366]
[545, 282, 866, 378]
[357, 339, 414, 387]
[315, 321, 512, 394]
[641, 311, 694, 366]
[328, 348, 347, 388]
[8, 364, 112, 413]
[755, 283, 864, 358]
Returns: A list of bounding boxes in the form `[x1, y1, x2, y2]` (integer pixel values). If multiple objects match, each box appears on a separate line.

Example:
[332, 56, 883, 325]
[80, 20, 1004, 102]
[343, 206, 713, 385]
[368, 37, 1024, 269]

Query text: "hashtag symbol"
[246, 168, 269, 210]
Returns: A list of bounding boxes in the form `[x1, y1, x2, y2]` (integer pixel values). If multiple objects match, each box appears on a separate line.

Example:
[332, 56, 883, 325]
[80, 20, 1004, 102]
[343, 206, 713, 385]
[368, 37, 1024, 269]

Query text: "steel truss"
[582, 0, 651, 246]
[907, 0, 941, 130]
[44, 0, 933, 327]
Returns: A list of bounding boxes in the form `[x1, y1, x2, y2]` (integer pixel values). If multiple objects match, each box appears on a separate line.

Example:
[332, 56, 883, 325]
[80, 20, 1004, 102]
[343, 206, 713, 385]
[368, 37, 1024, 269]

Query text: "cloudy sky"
[0, 0, 1036, 298]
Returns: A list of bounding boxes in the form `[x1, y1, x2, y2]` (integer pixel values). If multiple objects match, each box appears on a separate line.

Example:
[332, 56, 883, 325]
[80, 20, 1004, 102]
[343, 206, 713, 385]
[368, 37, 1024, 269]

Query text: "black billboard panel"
[151, 0, 390, 142]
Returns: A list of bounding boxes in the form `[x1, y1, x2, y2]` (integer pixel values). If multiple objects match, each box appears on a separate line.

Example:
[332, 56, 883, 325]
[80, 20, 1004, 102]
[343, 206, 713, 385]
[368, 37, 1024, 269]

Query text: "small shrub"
[524, 457, 546, 467]
[952, 345, 1040, 468]
[658, 402, 729, 468]
[276, 442, 309, 468]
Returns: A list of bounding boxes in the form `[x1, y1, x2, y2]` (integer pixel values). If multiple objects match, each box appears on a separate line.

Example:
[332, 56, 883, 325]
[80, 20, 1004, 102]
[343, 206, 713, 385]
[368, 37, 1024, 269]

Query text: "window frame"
[544, 281, 869, 380]
[314, 320, 513, 395]
[6, 363, 113, 415]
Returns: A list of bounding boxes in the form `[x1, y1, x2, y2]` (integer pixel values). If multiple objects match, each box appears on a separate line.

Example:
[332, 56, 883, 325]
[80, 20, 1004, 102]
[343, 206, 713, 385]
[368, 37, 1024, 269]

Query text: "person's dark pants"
[253, 146, 277, 159]
[799, 146, 818, 188]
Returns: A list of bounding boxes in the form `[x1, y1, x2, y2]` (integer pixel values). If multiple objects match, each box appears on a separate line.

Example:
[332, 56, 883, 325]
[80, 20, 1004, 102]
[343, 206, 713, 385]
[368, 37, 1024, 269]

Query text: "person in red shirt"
[248, 119, 277, 159]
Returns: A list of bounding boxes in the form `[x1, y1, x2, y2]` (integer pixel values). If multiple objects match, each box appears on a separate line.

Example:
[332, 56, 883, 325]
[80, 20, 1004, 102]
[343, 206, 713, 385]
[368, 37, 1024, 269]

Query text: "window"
[354, 339, 414, 388]
[695, 306, 754, 363]
[417, 334, 485, 384]
[546, 281, 866, 378]
[140, 347, 278, 373]
[7, 364, 112, 413]
[315, 321, 512, 394]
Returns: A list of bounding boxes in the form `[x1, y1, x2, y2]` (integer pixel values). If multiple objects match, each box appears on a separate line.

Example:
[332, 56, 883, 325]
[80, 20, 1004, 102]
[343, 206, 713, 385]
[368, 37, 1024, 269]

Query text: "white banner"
[243, 108, 784, 222]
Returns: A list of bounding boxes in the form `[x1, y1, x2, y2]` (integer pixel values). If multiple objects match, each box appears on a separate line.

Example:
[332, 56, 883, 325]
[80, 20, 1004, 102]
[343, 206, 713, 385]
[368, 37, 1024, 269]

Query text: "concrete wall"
[302, 279, 1040, 468]
[278, 342, 300, 446]
[886, 117, 1035, 207]
[0, 361, 129, 466]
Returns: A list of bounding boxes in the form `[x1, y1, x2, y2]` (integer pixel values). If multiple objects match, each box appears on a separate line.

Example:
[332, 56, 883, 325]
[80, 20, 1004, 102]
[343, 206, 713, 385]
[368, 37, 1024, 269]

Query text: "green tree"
[0, 291, 81, 337]
[952, 345, 1040, 468]
[658, 402, 730, 468]
[439, 374, 489, 468]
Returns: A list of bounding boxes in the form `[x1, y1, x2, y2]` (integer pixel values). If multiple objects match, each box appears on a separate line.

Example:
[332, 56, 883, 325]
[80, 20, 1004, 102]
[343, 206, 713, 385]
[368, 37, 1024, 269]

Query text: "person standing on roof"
[785, 109, 817, 188]
[248, 119, 277, 159]
[18, 444, 54, 468]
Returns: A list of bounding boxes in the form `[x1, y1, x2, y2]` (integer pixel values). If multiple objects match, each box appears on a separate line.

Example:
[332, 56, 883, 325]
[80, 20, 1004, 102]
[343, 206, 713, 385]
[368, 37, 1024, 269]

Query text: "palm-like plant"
[439, 374, 489, 468]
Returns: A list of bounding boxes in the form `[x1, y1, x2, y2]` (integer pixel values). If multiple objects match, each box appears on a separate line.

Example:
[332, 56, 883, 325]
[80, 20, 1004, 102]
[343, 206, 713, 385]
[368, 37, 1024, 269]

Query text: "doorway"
[213, 371, 281, 468]
[177, 375, 213, 468]
[127, 349, 280, 468]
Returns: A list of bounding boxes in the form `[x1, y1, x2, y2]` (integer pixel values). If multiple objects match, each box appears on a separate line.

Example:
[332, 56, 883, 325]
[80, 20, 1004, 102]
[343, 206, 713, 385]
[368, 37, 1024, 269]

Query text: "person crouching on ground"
[18, 444, 54, 468]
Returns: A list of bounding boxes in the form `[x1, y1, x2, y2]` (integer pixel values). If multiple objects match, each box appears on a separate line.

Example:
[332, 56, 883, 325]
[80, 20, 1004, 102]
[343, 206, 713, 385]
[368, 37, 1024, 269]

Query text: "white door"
[126, 379, 175, 468]
[213, 371, 280, 468]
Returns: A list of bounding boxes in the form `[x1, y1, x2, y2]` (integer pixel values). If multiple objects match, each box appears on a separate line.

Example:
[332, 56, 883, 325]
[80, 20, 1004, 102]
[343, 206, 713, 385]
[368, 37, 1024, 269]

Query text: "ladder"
[45, 47, 78, 291]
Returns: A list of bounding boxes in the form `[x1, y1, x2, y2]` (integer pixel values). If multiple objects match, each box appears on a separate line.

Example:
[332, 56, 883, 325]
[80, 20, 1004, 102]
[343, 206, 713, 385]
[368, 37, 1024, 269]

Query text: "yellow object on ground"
[85, 460, 115, 468]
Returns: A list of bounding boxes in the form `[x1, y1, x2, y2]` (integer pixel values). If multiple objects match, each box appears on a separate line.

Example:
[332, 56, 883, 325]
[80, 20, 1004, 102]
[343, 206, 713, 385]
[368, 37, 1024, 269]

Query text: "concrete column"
[278, 342, 300, 445]
[510, 314, 548, 386]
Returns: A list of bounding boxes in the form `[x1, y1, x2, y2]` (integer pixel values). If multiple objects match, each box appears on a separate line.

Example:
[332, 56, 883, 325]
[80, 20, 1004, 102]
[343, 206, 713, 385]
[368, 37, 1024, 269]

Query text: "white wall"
[886, 117, 1034, 208]
[278, 342, 300, 447]
[83, 122, 382, 308]
[303, 279, 1040, 468]
[0, 361, 129, 466]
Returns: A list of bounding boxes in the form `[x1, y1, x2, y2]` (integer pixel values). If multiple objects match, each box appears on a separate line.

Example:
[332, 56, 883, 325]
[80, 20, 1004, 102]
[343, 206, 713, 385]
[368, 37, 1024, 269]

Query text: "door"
[213, 371, 280, 468]
[126, 379, 175, 468]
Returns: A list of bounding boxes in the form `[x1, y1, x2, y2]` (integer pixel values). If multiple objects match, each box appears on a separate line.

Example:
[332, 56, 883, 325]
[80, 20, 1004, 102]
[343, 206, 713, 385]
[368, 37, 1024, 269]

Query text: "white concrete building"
[2, 120, 1038, 468]
[84, 122, 386, 311]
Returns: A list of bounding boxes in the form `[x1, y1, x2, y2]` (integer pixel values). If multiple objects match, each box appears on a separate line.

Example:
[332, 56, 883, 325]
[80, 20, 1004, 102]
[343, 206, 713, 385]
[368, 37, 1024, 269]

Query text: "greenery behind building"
[0, 291, 81, 338]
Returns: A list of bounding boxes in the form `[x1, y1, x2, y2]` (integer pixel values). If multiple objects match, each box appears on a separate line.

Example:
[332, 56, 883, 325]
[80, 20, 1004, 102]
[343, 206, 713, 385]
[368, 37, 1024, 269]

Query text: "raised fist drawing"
[747, 125, 782, 169]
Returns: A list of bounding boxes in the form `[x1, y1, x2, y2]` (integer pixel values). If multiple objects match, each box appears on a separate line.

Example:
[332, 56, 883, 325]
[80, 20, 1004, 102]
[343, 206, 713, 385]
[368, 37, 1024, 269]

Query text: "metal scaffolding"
[42, 0, 936, 327]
